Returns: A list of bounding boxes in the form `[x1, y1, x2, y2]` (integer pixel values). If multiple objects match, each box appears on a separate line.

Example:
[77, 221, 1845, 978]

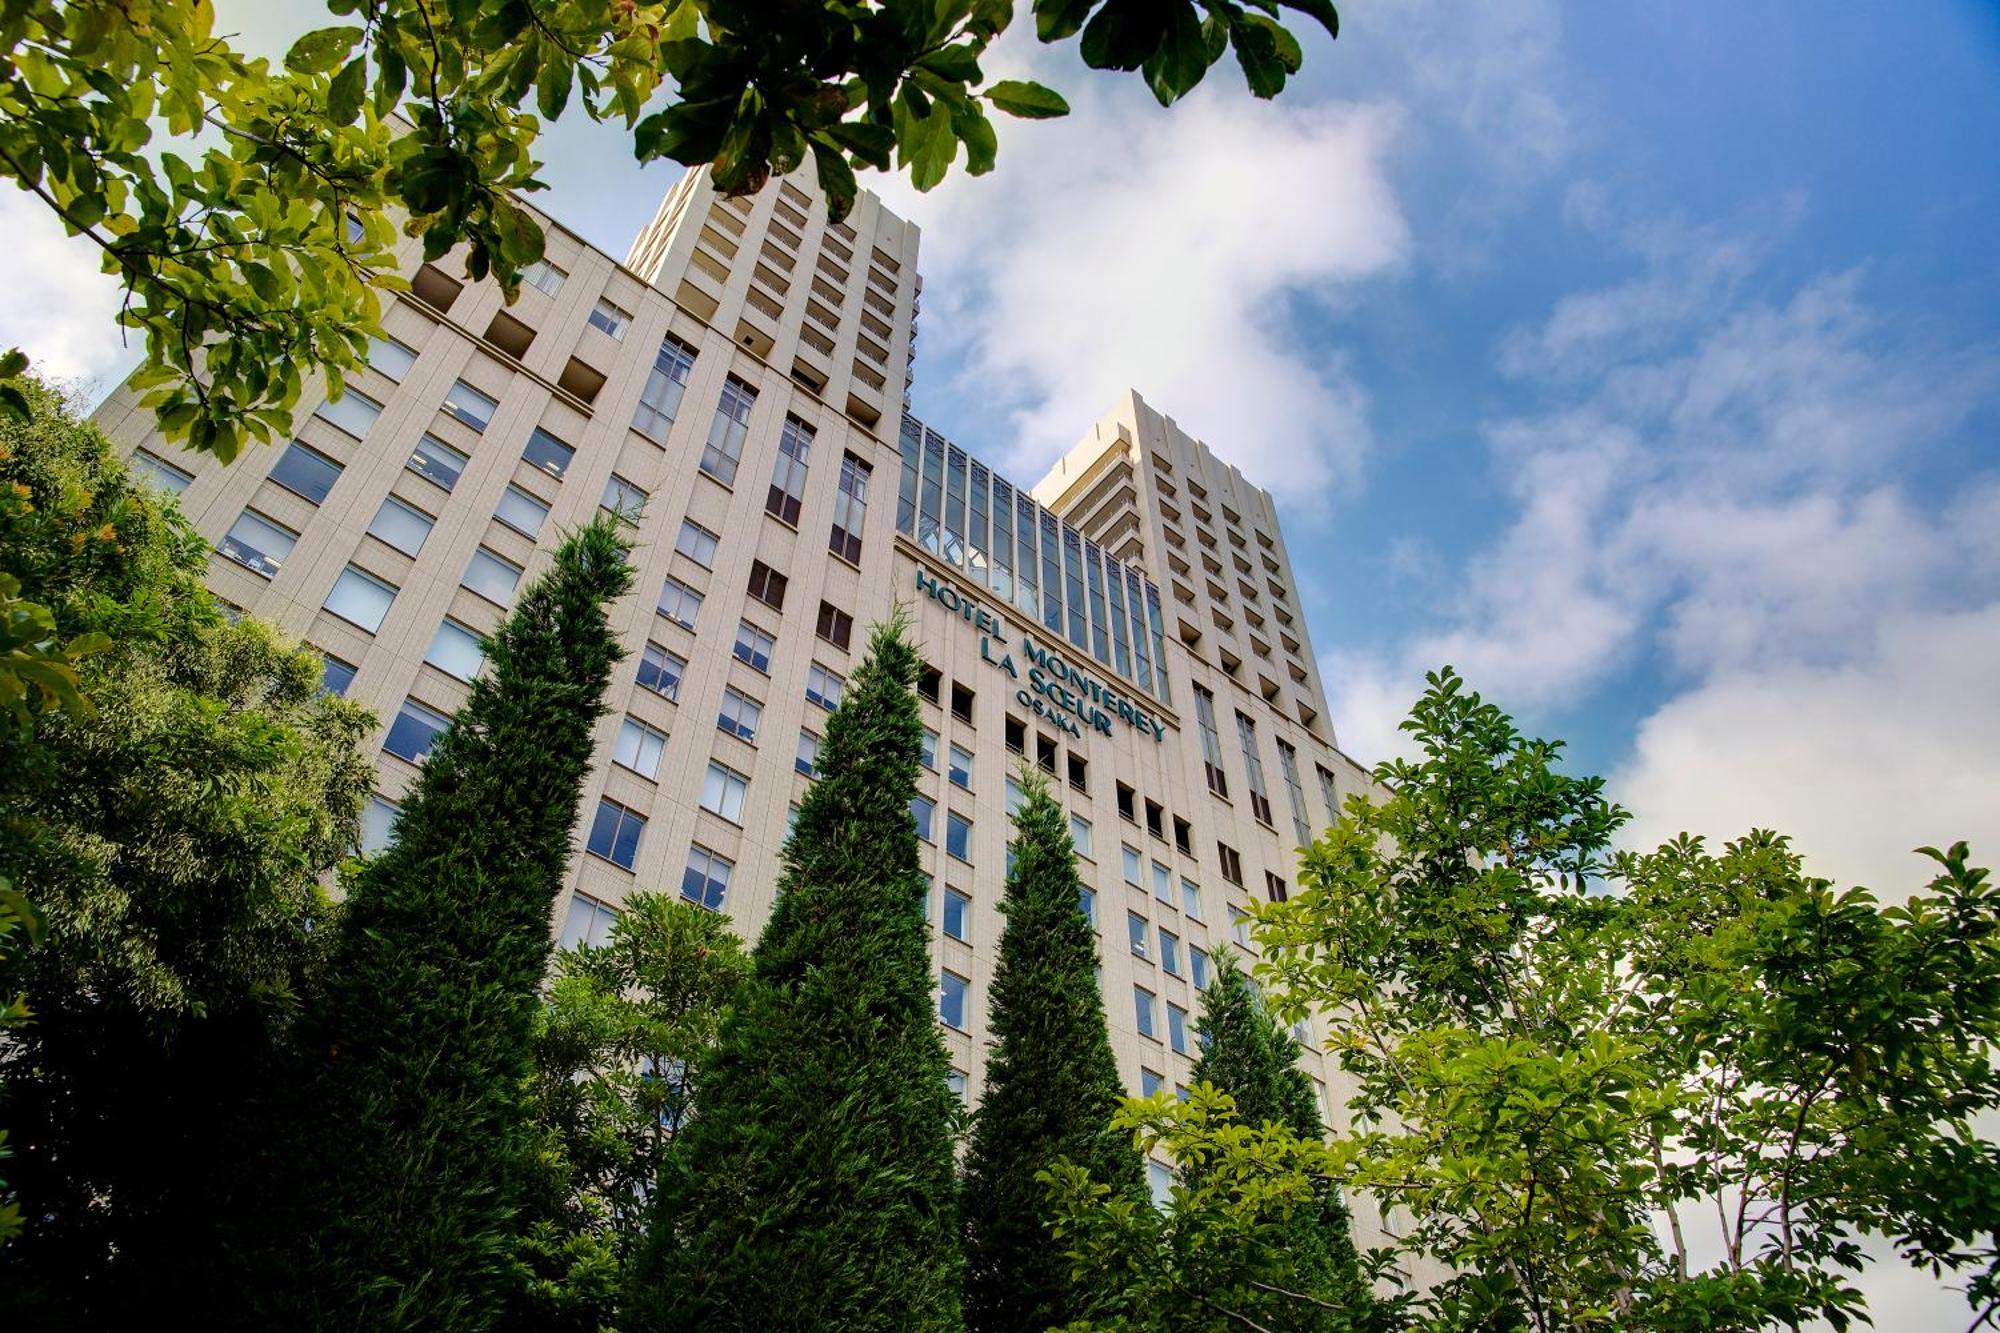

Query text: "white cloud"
[0, 190, 137, 394]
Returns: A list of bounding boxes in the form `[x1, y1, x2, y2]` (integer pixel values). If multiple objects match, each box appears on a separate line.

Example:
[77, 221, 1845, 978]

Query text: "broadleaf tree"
[0, 0, 1340, 462]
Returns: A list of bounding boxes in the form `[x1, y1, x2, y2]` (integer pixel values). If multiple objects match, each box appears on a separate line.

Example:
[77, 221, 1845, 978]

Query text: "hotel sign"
[915, 568, 1166, 744]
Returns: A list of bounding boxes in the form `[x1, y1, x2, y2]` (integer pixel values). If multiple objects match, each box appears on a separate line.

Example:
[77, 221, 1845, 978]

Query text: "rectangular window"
[320, 654, 357, 697]
[920, 727, 938, 770]
[829, 452, 870, 563]
[700, 761, 749, 822]
[815, 600, 853, 651]
[1122, 845, 1142, 886]
[1127, 911, 1150, 960]
[1160, 929, 1181, 977]
[1194, 686, 1229, 798]
[1277, 739, 1313, 846]
[1070, 814, 1093, 858]
[367, 335, 417, 380]
[1218, 842, 1243, 887]
[601, 473, 647, 524]
[675, 519, 719, 567]
[795, 729, 819, 777]
[633, 335, 696, 438]
[324, 565, 396, 631]
[1232, 908, 1252, 948]
[316, 386, 382, 438]
[1168, 1002, 1190, 1055]
[562, 892, 620, 948]
[521, 258, 566, 295]
[614, 717, 668, 779]
[746, 559, 788, 612]
[945, 812, 972, 863]
[943, 888, 971, 942]
[716, 687, 762, 743]
[269, 441, 343, 503]
[1316, 763, 1342, 826]
[220, 510, 296, 577]
[496, 484, 550, 538]
[131, 449, 194, 494]
[765, 414, 814, 525]
[1265, 871, 1288, 904]
[368, 495, 434, 556]
[1181, 879, 1202, 921]
[911, 793, 935, 842]
[805, 662, 843, 711]
[1078, 884, 1096, 925]
[1237, 712, 1274, 826]
[1116, 782, 1137, 823]
[589, 298, 630, 340]
[464, 548, 522, 607]
[636, 642, 686, 700]
[949, 1069, 968, 1101]
[1190, 947, 1210, 990]
[1152, 861, 1172, 905]
[950, 682, 975, 726]
[657, 576, 703, 630]
[443, 380, 497, 432]
[1148, 1161, 1173, 1209]
[1006, 776, 1025, 817]
[408, 433, 468, 490]
[425, 620, 486, 681]
[384, 698, 449, 762]
[948, 744, 974, 791]
[587, 798, 646, 869]
[732, 620, 775, 673]
[939, 971, 969, 1030]
[1067, 752, 1088, 793]
[1141, 1068, 1165, 1099]
[920, 664, 943, 705]
[360, 793, 399, 855]
[682, 844, 732, 909]
[1174, 816, 1194, 856]
[700, 375, 756, 485]
[1134, 986, 1158, 1039]
[522, 427, 575, 479]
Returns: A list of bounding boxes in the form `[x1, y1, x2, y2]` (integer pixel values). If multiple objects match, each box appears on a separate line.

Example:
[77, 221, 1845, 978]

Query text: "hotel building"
[91, 167, 1386, 1233]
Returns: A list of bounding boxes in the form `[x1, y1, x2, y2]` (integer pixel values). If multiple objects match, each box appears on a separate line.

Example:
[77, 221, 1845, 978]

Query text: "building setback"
[91, 166, 1392, 1240]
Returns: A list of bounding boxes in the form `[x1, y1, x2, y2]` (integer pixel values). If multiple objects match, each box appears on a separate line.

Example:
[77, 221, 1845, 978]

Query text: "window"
[948, 1069, 968, 1101]
[316, 386, 382, 438]
[269, 441, 343, 503]
[496, 484, 550, 538]
[1005, 776, 1025, 817]
[746, 559, 788, 611]
[367, 335, 418, 380]
[636, 642, 686, 700]
[1070, 814, 1093, 858]
[443, 380, 497, 431]
[614, 718, 667, 779]
[1148, 1161, 1174, 1210]
[657, 575, 703, 630]
[1134, 986, 1158, 1039]
[1128, 911, 1150, 960]
[1117, 782, 1137, 823]
[384, 698, 450, 762]
[1005, 715, 1026, 755]
[1181, 879, 1202, 921]
[1159, 929, 1181, 977]
[368, 496, 434, 556]
[131, 449, 194, 494]
[733, 620, 775, 673]
[324, 566, 396, 631]
[521, 258, 566, 295]
[805, 662, 843, 711]
[948, 744, 974, 791]
[361, 794, 398, 855]
[1078, 885, 1097, 925]
[1265, 871, 1288, 904]
[1277, 739, 1313, 846]
[700, 761, 750, 822]
[700, 375, 756, 485]
[683, 845, 732, 910]
[634, 335, 696, 437]
[939, 971, 969, 1030]
[950, 682, 975, 725]
[1190, 947, 1211, 990]
[464, 548, 522, 606]
[522, 427, 575, 479]
[601, 473, 647, 524]
[919, 665, 943, 705]
[1146, 799, 1166, 840]
[792, 730, 819, 777]
[1237, 712, 1274, 826]
[426, 620, 486, 681]
[1036, 734, 1057, 774]
[674, 518, 719, 567]
[408, 433, 468, 490]
[1168, 1002, 1190, 1055]
[943, 887, 970, 942]
[829, 452, 870, 563]
[766, 414, 813, 525]
[1218, 841, 1244, 887]
[815, 600, 853, 651]
[911, 793, 935, 842]
[1122, 845, 1142, 886]
[716, 687, 762, 743]
[945, 812, 972, 863]
[588, 298, 630, 339]
[1141, 1068, 1164, 1098]
[320, 654, 357, 696]
[1067, 752, 1088, 793]
[587, 798, 646, 869]
[1174, 816, 1194, 856]
[1194, 685, 1228, 798]
[1152, 861, 1172, 905]
[1232, 908, 1252, 948]
[220, 510, 296, 577]
[561, 892, 620, 948]
[920, 728, 938, 770]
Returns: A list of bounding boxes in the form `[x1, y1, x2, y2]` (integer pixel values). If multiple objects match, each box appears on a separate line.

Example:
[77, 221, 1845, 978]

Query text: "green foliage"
[1248, 666, 2000, 1332]
[961, 768, 1145, 1332]
[0, 377, 373, 1321]
[1, 0, 1337, 460]
[634, 613, 964, 1331]
[267, 517, 635, 1332]
[511, 891, 751, 1333]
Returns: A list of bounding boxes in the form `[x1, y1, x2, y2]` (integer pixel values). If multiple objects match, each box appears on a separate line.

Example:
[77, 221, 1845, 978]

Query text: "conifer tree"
[268, 518, 634, 1331]
[634, 613, 962, 1332]
[961, 771, 1145, 1333]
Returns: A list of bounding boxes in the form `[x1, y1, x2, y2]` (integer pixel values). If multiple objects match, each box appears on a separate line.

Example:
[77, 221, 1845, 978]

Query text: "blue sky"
[7, 0, 1996, 903]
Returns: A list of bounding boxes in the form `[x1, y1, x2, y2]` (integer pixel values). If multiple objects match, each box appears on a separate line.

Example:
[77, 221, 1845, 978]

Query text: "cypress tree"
[268, 517, 634, 1330]
[635, 613, 962, 1332]
[961, 771, 1145, 1333]
[1190, 950, 1374, 1330]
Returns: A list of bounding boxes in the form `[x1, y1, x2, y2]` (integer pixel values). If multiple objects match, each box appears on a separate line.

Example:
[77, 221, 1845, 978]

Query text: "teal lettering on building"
[916, 567, 1166, 744]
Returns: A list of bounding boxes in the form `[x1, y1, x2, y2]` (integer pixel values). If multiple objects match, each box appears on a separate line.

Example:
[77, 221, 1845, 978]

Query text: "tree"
[510, 891, 751, 1333]
[961, 769, 1144, 1333]
[265, 516, 634, 1332]
[633, 613, 963, 1332]
[0, 376, 373, 1322]
[0, 0, 1340, 461]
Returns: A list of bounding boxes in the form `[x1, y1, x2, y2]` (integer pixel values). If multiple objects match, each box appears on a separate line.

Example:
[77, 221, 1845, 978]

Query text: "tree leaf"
[285, 26, 363, 76]
[984, 79, 1070, 119]
[328, 55, 368, 124]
